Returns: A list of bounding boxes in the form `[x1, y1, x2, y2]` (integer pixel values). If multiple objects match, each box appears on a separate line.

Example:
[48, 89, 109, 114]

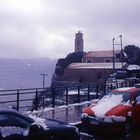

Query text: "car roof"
[0, 107, 19, 113]
[112, 87, 140, 93]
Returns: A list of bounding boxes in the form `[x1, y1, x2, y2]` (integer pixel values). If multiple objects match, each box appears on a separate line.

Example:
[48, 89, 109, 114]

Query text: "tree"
[65, 52, 86, 66]
[124, 45, 140, 65]
[136, 50, 140, 65]
[56, 58, 66, 69]
[55, 52, 86, 76]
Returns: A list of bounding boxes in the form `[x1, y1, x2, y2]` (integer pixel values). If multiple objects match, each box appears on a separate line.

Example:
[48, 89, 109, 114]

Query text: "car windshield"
[102, 91, 131, 103]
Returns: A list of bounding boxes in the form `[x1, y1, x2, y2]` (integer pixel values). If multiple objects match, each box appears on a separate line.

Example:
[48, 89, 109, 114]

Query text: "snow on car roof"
[91, 94, 123, 118]
[113, 87, 140, 92]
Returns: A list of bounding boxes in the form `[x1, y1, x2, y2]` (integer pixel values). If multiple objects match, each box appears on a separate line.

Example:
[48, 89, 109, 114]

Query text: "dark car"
[0, 107, 80, 140]
[108, 71, 128, 80]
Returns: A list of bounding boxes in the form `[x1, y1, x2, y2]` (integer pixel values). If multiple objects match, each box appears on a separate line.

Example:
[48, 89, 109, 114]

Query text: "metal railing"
[0, 80, 134, 112]
[0, 88, 43, 111]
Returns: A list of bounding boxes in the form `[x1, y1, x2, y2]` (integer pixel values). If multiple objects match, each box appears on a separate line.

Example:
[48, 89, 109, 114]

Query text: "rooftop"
[67, 63, 125, 69]
[83, 50, 120, 58]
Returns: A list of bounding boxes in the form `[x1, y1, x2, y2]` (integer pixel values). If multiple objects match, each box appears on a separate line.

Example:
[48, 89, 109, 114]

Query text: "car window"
[0, 113, 31, 128]
[0, 114, 9, 126]
[122, 93, 131, 102]
[135, 92, 140, 104]
[107, 92, 131, 103]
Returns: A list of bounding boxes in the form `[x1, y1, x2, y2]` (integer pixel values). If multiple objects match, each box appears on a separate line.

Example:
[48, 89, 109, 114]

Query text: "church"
[62, 31, 127, 83]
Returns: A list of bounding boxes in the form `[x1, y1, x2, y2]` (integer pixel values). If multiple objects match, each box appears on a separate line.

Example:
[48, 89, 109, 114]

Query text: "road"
[37, 102, 140, 140]
[79, 127, 140, 140]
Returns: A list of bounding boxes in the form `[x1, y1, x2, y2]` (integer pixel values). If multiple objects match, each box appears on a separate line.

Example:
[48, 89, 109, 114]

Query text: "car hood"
[84, 99, 131, 118]
[105, 104, 131, 116]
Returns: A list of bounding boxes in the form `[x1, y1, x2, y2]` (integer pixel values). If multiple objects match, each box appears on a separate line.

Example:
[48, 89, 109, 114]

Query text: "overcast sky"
[0, 0, 140, 59]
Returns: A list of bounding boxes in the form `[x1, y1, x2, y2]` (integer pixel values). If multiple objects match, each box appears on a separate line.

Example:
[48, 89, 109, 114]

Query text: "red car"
[81, 85, 140, 134]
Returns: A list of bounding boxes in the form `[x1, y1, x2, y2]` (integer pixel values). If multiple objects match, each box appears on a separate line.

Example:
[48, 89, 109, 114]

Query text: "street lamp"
[40, 73, 48, 108]
[112, 35, 123, 73]
[119, 35, 123, 68]
[112, 38, 115, 72]
[40, 73, 48, 91]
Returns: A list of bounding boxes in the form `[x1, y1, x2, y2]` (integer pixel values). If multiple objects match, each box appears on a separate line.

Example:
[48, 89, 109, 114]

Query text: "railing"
[0, 80, 134, 112]
[0, 88, 43, 111]
[0, 84, 106, 111]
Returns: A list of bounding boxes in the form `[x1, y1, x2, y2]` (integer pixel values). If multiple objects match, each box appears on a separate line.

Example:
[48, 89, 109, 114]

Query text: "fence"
[0, 88, 43, 111]
[0, 80, 134, 112]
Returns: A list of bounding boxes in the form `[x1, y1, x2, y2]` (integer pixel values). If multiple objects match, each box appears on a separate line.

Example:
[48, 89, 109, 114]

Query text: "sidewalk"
[30, 101, 92, 124]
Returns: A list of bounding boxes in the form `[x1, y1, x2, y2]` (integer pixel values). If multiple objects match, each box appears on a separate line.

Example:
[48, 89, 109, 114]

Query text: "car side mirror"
[29, 123, 41, 134]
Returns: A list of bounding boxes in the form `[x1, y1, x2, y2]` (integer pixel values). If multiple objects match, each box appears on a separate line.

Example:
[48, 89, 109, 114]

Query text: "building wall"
[82, 57, 121, 63]
[62, 68, 121, 83]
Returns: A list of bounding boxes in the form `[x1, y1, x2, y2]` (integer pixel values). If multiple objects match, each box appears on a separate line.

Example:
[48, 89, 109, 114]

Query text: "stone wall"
[62, 67, 121, 83]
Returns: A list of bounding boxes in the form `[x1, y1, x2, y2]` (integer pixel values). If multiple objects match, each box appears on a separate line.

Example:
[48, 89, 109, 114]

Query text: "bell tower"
[75, 31, 83, 52]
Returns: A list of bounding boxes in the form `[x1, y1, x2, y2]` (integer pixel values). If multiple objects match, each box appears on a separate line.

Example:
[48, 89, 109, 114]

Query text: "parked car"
[81, 85, 140, 134]
[0, 107, 80, 140]
[108, 71, 128, 80]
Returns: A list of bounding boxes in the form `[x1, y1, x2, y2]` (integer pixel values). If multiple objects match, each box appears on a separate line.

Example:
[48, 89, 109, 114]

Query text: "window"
[0, 113, 32, 128]
[135, 92, 140, 104]
[86, 59, 92, 63]
[122, 92, 131, 102]
[104, 59, 111, 63]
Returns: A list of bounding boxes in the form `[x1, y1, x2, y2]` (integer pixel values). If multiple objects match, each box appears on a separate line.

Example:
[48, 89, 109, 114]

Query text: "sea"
[0, 58, 57, 90]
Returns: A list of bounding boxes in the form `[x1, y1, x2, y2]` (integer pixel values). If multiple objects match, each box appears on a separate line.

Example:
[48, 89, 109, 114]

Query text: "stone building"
[62, 63, 127, 83]
[82, 50, 122, 63]
[75, 31, 84, 52]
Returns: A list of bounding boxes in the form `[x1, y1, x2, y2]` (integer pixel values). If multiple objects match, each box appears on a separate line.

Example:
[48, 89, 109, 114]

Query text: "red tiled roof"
[83, 50, 120, 58]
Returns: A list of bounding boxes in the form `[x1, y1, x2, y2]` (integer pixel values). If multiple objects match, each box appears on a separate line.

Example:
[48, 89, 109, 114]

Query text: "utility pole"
[119, 35, 123, 68]
[112, 35, 123, 72]
[112, 38, 115, 73]
[40, 73, 48, 108]
[40, 74, 48, 91]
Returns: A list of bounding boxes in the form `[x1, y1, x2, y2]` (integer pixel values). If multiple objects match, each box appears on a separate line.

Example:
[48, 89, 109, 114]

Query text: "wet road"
[38, 102, 140, 140]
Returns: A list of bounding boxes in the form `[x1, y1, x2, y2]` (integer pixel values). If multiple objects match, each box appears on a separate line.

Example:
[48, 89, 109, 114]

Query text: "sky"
[0, 0, 140, 59]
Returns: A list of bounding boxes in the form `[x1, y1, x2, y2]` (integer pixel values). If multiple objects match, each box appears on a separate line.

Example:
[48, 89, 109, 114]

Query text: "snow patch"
[28, 114, 48, 130]
[111, 115, 126, 122]
[128, 111, 132, 117]
[69, 121, 81, 126]
[127, 65, 140, 70]
[104, 117, 112, 123]
[116, 87, 134, 91]
[122, 100, 131, 106]
[91, 94, 123, 118]
[80, 132, 93, 138]
[0, 126, 28, 138]
[44, 107, 54, 112]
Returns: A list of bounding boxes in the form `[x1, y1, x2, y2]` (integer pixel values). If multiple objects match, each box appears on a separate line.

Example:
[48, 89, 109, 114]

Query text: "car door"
[0, 112, 31, 139]
[131, 91, 140, 125]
